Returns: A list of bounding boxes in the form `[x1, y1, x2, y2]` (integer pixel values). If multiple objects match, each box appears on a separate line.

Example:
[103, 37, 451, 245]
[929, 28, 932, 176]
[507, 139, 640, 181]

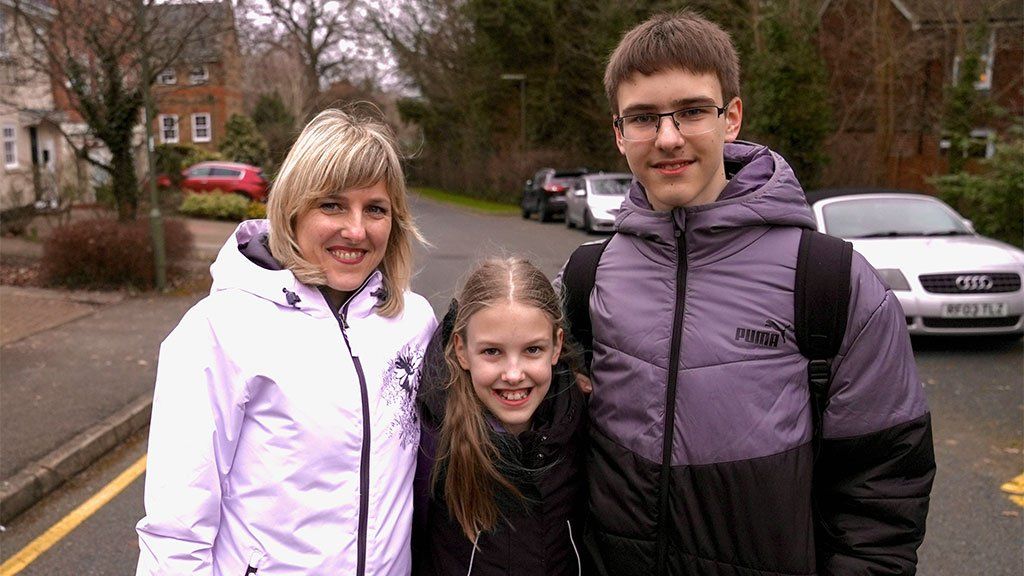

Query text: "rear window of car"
[550, 177, 577, 188]
[822, 198, 969, 238]
[589, 178, 631, 196]
[554, 170, 588, 178]
[210, 168, 242, 177]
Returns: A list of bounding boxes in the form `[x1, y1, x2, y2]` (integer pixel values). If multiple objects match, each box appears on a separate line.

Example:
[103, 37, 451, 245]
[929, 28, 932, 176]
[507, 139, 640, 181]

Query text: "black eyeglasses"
[614, 104, 728, 141]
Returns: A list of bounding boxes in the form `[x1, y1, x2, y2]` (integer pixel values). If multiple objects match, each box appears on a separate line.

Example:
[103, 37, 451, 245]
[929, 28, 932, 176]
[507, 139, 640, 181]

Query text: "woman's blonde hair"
[267, 105, 423, 317]
[435, 257, 571, 540]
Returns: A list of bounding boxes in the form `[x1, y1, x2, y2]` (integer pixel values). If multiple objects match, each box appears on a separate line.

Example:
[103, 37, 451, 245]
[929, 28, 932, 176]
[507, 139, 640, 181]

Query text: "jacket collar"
[210, 219, 386, 319]
[615, 141, 817, 246]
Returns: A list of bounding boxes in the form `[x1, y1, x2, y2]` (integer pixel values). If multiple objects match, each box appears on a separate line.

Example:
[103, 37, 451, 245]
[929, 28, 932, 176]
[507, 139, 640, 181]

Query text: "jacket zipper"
[326, 275, 375, 576]
[655, 228, 687, 574]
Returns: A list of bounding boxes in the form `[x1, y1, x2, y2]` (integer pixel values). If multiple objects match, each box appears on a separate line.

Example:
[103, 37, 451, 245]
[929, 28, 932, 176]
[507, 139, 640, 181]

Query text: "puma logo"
[735, 319, 792, 349]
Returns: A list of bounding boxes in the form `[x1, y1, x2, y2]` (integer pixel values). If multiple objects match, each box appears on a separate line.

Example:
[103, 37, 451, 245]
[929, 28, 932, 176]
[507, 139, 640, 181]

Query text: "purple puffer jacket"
[581, 142, 935, 575]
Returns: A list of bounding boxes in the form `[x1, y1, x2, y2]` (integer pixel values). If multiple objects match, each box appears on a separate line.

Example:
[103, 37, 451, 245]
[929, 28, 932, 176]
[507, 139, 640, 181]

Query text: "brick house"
[819, 0, 1022, 191]
[150, 1, 243, 154]
[0, 0, 67, 211]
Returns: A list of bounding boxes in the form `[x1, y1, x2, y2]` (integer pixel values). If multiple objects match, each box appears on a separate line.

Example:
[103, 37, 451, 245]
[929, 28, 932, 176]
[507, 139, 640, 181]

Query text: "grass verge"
[412, 187, 519, 215]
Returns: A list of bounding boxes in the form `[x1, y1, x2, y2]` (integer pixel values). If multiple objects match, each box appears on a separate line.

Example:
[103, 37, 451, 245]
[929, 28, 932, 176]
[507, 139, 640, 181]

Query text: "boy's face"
[613, 68, 742, 211]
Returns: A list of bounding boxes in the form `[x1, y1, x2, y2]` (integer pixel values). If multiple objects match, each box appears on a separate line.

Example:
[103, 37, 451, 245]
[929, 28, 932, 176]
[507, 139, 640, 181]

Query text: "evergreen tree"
[743, 1, 832, 189]
[252, 92, 297, 175]
[219, 114, 270, 167]
[941, 23, 992, 175]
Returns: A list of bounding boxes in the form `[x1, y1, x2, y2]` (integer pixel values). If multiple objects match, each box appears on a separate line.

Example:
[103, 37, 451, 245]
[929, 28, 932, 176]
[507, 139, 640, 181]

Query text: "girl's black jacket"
[412, 301, 588, 576]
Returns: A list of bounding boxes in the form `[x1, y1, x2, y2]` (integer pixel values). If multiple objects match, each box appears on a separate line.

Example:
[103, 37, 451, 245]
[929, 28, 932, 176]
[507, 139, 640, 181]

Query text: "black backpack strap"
[562, 238, 611, 371]
[794, 228, 853, 451]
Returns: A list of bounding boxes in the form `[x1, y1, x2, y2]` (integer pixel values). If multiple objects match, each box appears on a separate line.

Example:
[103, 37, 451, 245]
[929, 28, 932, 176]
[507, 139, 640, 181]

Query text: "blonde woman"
[136, 108, 437, 575]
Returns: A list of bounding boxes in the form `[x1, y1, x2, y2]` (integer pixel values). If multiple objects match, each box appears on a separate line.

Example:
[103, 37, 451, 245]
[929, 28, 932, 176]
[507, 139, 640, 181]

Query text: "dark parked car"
[520, 167, 589, 222]
[172, 161, 270, 202]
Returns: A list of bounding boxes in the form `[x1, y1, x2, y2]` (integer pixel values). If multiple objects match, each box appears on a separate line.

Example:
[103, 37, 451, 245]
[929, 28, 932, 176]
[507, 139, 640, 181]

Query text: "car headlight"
[876, 268, 911, 291]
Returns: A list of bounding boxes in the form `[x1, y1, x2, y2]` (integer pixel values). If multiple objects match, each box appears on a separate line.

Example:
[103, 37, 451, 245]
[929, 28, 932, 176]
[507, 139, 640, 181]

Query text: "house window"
[952, 31, 995, 91]
[158, 68, 177, 85]
[159, 115, 179, 144]
[192, 113, 211, 143]
[189, 65, 209, 84]
[967, 129, 995, 159]
[3, 125, 17, 168]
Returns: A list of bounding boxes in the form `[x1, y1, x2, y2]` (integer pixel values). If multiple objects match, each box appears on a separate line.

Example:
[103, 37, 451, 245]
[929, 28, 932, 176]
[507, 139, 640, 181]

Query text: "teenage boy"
[563, 10, 936, 575]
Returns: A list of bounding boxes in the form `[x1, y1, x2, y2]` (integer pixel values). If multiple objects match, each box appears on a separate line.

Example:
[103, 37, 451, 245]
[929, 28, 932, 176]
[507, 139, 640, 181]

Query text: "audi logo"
[955, 275, 994, 291]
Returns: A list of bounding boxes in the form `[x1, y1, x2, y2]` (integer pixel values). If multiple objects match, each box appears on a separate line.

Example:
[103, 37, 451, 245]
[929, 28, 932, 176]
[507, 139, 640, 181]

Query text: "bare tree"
[9, 0, 221, 221]
[238, 0, 364, 119]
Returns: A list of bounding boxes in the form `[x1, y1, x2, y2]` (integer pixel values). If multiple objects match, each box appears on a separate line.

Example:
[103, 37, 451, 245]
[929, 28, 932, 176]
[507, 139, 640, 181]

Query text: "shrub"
[246, 201, 267, 220]
[42, 217, 193, 289]
[930, 131, 1024, 248]
[219, 114, 269, 167]
[178, 191, 252, 221]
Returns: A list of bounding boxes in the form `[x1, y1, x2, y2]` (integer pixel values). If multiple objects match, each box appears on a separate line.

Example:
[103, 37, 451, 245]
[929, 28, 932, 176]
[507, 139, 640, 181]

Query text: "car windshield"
[822, 197, 971, 238]
[590, 178, 631, 196]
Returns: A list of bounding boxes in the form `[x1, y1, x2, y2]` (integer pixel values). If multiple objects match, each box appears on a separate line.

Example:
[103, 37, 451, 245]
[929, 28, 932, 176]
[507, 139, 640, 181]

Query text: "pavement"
[0, 215, 238, 523]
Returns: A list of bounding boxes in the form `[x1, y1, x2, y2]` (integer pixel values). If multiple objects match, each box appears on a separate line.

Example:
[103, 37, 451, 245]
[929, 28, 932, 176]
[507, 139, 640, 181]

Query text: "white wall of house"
[0, 1, 64, 211]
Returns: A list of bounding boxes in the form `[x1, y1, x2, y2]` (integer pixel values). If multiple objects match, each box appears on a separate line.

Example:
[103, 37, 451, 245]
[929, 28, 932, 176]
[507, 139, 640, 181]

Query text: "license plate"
[941, 302, 1009, 318]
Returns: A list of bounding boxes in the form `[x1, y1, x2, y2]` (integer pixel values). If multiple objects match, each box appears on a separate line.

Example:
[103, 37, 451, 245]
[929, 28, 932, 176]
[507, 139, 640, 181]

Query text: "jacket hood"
[209, 219, 384, 318]
[616, 141, 817, 248]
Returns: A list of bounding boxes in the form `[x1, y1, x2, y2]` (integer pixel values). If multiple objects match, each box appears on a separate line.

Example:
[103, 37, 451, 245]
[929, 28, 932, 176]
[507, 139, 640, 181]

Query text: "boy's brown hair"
[604, 10, 741, 114]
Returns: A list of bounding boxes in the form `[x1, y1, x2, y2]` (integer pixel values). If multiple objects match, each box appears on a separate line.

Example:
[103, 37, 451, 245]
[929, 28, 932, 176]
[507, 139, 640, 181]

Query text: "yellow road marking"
[1001, 473, 1024, 508]
[0, 455, 147, 576]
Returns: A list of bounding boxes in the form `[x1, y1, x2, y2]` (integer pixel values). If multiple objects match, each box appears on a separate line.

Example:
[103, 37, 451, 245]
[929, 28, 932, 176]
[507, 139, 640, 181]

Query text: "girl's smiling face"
[294, 181, 392, 309]
[454, 301, 563, 435]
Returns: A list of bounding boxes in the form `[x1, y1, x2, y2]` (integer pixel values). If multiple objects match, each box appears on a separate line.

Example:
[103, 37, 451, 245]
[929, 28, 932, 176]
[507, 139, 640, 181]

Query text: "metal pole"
[519, 78, 526, 153]
[138, 0, 166, 290]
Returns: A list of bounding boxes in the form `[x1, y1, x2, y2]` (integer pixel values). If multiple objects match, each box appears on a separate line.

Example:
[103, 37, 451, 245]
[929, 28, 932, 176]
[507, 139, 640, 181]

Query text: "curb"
[0, 393, 153, 524]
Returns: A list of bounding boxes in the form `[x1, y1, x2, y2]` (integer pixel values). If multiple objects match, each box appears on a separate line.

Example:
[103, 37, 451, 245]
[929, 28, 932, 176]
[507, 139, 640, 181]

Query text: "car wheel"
[539, 198, 552, 222]
[583, 210, 595, 234]
[521, 203, 532, 219]
[566, 210, 575, 228]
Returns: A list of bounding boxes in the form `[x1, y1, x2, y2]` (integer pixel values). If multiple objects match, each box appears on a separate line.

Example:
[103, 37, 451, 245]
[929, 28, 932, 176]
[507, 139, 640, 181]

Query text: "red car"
[173, 161, 270, 202]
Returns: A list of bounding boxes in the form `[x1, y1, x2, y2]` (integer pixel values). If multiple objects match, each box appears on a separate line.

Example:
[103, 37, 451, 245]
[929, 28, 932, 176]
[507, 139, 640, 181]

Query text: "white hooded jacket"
[136, 220, 437, 575]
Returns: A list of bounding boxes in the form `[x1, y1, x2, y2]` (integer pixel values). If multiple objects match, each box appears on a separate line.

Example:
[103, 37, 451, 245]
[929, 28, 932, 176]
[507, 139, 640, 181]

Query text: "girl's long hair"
[434, 257, 571, 541]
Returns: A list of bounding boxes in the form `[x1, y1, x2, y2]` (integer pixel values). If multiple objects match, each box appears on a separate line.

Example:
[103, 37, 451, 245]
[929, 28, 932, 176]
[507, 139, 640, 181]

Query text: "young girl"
[413, 258, 588, 576]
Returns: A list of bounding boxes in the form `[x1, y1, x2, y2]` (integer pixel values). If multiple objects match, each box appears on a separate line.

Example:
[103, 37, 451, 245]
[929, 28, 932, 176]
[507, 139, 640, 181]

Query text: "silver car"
[565, 173, 633, 234]
[810, 191, 1024, 337]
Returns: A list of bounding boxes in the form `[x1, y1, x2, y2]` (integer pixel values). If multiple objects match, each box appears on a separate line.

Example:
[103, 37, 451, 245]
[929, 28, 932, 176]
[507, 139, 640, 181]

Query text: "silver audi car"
[809, 190, 1024, 337]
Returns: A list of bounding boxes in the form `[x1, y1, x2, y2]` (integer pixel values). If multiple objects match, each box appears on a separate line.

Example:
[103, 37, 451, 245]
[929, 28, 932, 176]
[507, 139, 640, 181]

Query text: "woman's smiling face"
[294, 181, 392, 309]
[454, 301, 563, 435]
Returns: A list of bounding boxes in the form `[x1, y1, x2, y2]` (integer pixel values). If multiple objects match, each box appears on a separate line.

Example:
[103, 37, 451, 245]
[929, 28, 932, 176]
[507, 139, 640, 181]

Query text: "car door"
[210, 167, 241, 193]
[185, 166, 211, 191]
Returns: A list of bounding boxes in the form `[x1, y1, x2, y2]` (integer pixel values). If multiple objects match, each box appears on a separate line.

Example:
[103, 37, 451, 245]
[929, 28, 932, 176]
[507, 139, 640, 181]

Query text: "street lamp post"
[137, 0, 166, 290]
[500, 73, 526, 153]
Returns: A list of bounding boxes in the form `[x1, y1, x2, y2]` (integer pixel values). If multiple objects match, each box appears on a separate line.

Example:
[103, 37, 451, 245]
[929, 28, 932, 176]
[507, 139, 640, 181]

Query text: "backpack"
[561, 228, 853, 448]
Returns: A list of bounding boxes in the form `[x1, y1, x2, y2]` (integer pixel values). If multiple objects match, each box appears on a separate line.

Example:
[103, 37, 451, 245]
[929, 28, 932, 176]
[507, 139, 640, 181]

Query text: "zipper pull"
[244, 549, 264, 575]
[340, 312, 350, 330]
